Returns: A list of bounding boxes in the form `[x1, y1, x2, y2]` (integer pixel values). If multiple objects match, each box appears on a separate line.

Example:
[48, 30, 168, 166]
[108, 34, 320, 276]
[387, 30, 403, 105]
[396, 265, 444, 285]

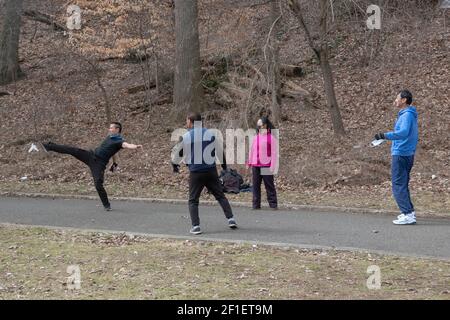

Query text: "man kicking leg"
[40, 122, 142, 211]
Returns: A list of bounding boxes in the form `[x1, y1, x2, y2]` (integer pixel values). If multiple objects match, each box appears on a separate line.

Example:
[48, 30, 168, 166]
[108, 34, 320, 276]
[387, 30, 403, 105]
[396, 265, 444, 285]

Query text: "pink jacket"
[247, 132, 278, 171]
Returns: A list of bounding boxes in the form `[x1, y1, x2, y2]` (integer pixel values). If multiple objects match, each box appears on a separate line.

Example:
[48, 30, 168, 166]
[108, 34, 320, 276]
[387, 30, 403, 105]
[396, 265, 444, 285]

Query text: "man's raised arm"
[122, 142, 143, 150]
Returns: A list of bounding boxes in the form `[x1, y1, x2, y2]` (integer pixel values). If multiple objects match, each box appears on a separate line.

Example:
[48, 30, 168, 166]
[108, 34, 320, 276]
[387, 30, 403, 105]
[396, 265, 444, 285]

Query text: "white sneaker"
[397, 211, 416, 220]
[393, 214, 416, 225]
[28, 143, 39, 153]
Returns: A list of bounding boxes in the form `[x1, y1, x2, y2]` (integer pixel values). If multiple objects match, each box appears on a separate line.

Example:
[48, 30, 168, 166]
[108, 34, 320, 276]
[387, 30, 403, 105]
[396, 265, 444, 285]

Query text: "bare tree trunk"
[0, 0, 24, 85]
[84, 57, 118, 163]
[318, 0, 345, 136]
[269, 0, 282, 126]
[82, 59, 111, 122]
[173, 0, 204, 119]
[288, 0, 345, 136]
[319, 50, 345, 135]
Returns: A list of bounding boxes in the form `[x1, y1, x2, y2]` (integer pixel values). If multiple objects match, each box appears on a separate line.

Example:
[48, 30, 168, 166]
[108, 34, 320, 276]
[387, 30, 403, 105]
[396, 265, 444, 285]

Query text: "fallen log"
[280, 64, 304, 77]
[219, 81, 249, 100]
[283, 80, 311, 97]
[282, 80, 317, 108]
[130, 96, 173, 115]
[226, 0, 272, 8]
[126, 72, 173, 94]
[100, 47, 152, 63]
[23, 10, 67, 32]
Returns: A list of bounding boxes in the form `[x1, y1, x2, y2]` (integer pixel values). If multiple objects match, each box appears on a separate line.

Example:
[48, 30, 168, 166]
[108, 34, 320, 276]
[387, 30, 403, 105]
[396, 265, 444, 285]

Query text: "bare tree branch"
[23, 10, 67, 32]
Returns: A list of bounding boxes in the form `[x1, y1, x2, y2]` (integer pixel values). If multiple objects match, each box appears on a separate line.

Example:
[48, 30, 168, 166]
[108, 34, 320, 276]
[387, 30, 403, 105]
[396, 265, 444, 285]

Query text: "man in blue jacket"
[375, 90, 418, 225]
[171, 112, 237, 235]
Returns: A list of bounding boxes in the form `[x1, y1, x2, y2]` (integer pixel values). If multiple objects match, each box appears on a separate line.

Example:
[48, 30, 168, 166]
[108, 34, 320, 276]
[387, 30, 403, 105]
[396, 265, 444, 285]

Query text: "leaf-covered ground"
[0, 224, 449, 299]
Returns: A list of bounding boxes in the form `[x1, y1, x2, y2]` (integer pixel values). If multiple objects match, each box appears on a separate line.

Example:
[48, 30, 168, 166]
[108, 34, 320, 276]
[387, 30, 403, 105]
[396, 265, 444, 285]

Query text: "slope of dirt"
[0, 0, 449, 213]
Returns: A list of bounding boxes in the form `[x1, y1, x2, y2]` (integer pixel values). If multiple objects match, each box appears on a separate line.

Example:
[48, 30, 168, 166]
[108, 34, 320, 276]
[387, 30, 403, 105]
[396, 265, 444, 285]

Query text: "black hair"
[111, 122, 122, 133]
[187, 112, 202, 123]
[257, 116, 274, 132]
[399, 90, 413, 105]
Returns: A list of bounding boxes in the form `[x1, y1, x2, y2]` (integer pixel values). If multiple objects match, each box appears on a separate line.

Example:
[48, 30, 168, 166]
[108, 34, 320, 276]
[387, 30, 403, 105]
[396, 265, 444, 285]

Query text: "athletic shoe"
[104, 205, 112, 212]
[397, 211, 416, 220]
[393, 214, 416, 225]
[28, 143, 39, 153]
[228, 218, 237, 229]
[190, 225, 202, 235]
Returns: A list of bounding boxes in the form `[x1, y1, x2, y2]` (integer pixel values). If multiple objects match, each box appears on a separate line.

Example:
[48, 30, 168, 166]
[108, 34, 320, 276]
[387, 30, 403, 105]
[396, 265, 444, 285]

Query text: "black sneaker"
[190, 225, 202, 235]
[228, 218, 237, 229]
[104, 205, 112, 212]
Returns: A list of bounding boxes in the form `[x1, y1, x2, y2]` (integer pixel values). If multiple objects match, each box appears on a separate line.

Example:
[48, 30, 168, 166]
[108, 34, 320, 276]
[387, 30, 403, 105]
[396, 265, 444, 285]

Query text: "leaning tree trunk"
[318, 0, 345, 136]
[0, 0, 24, 85]
[319, 49, 345, 136]
[173, 0, 204, 119]
[268, 0, 282, 126]
[288, 0, 345, 136]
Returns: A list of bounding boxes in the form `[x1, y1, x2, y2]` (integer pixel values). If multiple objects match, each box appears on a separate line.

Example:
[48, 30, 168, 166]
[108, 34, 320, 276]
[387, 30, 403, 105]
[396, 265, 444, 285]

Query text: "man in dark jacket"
[39, 122, 142, 211]
[374, 90, 418, 225]
[171, 112, 237, 235]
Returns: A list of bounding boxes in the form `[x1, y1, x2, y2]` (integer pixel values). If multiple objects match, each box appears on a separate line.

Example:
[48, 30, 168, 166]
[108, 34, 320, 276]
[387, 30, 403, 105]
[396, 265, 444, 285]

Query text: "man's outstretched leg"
[43, 142, 91, 165]
[43, 142, 110, 210]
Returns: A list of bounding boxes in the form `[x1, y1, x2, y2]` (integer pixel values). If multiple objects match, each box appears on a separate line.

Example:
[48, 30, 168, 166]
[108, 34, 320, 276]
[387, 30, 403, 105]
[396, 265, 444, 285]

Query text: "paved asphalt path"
[0, 196, 449, 260]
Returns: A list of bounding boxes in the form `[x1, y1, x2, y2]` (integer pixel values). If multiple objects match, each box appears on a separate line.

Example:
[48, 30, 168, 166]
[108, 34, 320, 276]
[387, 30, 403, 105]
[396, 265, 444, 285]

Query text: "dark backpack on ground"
[219, 169, 243, 194]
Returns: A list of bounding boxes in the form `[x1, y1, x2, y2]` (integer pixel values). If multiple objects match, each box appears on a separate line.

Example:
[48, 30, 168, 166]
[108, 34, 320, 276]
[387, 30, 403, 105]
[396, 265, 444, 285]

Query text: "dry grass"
[0, 224, 448, 300]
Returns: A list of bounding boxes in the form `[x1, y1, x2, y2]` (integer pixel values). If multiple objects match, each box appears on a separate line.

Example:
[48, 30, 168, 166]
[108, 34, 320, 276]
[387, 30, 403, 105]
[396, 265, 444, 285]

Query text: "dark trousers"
[188, 169, 233, 226]
[44, 143, 110, 208]
[391, 155, 415, 214]
[252, 166, 277, 209]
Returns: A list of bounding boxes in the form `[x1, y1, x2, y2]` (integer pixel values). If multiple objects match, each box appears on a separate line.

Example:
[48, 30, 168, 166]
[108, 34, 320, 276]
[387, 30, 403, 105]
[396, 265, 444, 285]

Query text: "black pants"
[189, 169, 233, 226]
[252, 166, 277, 209]
[44, 143, 110, 208]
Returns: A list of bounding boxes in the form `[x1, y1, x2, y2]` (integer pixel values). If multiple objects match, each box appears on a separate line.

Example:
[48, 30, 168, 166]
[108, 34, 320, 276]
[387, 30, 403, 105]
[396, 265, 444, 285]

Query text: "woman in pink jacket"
[247, 117, 278, 210]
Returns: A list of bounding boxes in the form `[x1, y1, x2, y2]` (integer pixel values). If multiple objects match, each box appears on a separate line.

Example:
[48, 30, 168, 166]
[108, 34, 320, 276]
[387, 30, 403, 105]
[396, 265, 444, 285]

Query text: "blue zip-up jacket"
[182, 127, 218, 172]
[384, 106, 418, 156]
